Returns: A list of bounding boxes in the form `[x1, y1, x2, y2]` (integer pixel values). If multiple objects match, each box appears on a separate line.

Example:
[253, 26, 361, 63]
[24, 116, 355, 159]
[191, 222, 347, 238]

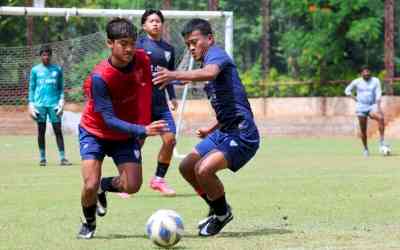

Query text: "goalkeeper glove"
[54, 99, 65, 116]
[28, 102, 39, 120]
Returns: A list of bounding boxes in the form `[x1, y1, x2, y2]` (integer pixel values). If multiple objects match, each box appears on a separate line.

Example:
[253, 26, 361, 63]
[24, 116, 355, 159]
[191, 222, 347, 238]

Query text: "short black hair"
[106, 17, 137, 40]
[360, 65, 370, 73]
[181, 18, 213, 37]
[39, 45, 52, 56]
[141, 9, 164, 25]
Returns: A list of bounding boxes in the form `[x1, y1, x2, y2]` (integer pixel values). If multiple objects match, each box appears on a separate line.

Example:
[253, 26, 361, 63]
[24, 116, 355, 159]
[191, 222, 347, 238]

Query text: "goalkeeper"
[28, 45, 72, 166]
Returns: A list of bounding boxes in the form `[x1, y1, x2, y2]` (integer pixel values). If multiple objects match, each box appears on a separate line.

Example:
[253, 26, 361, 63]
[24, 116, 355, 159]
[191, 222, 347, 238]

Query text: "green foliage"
[65, 49, 109, 102]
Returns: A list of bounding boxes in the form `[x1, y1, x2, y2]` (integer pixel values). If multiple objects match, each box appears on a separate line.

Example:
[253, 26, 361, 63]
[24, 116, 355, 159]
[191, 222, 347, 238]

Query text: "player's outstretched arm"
[153, 64, 220, 89]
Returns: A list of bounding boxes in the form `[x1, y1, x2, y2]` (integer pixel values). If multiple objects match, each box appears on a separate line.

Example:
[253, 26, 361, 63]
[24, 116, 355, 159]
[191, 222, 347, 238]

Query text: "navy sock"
[82, 204, 96, 225]
[155, 162, 169, 178]
[200, 193, 212, 207]
[100, 177, 119, 193]
[210, 194, 228, 216]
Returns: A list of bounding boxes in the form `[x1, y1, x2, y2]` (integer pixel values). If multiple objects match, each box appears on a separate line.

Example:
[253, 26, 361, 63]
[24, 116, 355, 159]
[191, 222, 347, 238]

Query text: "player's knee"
[195, 164, 213, 180]
[83, 179, 100, 195]
[122, 180, 142, 194]
[163, 137, 176, 148]
[179, 156, 195, 177]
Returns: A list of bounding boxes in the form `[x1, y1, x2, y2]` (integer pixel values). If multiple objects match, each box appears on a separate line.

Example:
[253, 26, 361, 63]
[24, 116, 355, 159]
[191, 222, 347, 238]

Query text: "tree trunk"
[261, 0, 271, 78]
[384, 0, 395, 94]
[162, 0, 172, 42]
[208, 0, 219, 11]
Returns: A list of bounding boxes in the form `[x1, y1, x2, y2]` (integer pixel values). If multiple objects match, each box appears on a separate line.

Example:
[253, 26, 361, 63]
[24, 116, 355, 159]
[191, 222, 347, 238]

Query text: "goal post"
[0, 6, 233, 57]
[0, 7, 234, 158]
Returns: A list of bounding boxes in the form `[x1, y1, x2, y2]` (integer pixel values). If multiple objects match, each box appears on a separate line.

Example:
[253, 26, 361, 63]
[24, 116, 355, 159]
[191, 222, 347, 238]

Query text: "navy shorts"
[195, 118, 260, 172]
[79, 126, 142, 166]
[152, 106, 176, 134]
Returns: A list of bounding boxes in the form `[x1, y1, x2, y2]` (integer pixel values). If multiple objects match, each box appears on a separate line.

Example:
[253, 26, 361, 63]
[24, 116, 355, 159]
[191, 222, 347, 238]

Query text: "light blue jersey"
[345, 76, 382, 113]
[28, 63, 64, 107]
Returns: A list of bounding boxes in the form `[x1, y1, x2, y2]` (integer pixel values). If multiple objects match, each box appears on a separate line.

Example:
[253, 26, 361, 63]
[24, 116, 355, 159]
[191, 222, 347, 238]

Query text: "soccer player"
[345, 66, 389, 156]
[153, 18, 260, 237]
[28, 45, 72, 166]
[136, 9, 178, 196]
[77, 18, 168, 239]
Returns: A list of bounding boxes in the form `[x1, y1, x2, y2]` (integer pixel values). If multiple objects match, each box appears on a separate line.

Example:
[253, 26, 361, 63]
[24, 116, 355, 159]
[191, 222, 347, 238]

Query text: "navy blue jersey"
[203, 45, 254, 131]
[136, 35, 176, 108]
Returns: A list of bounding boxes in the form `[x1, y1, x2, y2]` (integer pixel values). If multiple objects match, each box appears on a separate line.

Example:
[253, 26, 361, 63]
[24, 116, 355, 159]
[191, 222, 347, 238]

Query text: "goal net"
[0, 7, 233, 156]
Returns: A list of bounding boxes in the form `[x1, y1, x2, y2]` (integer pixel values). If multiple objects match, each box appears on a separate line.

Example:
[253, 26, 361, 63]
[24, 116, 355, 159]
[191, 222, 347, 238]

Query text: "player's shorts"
[79, 126, 142, 165]
[152, 106, 176, 134]
[195, 118, 260, 172]
[36, 106, 61, 123]
[356, 104, 378, 117]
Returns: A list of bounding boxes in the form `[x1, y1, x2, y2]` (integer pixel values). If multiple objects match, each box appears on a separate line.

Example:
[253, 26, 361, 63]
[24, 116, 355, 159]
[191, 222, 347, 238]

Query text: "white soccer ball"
[146, 209, 184, 248]
[380, 145, 391, 156]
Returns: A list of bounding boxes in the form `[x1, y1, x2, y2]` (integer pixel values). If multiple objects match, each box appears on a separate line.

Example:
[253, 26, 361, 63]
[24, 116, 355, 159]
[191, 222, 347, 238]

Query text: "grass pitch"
[0, 135, 399, 250]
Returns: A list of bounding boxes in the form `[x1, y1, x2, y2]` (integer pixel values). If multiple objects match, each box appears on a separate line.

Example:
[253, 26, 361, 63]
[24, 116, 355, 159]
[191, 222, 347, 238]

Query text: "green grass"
[1, 135, 400, 250]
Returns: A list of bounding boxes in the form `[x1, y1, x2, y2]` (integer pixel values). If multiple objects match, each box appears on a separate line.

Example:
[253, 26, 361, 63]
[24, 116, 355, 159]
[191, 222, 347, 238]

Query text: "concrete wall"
[2, 96, 400, 137]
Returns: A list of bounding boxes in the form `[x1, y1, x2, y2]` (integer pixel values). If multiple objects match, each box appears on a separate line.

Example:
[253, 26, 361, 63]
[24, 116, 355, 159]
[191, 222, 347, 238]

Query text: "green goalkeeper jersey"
[28, 63, 64, 107]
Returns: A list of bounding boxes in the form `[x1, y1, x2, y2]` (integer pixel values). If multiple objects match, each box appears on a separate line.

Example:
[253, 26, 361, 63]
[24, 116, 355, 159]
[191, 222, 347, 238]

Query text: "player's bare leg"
[358, 116, 369, 156]
[78, 159, 102, 239]
[97, 162, 143, 216]
[150, 132, 176, 196]
[194, 151, 233, 237]
[369, 111, 385, 144]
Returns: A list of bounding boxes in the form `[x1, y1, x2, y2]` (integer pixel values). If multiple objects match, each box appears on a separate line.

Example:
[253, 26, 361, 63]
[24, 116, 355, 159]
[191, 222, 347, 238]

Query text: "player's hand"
[153, 67, 176, 89]
[54, 99, 65, 116]
[196, 127, 211, 139]
[145, 120, 169, 136]
[28, 103, 39, 120]
[169, 99, 178, 111]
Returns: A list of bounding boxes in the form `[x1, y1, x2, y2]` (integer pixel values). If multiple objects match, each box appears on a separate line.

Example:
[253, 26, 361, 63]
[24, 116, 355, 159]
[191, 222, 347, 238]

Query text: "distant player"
[153, 19, 260, 237]
[28, 45, 72, 166]
[77, 18, 167, 239]
[136, 9, 178, 196]
[345, 66, 389, 156]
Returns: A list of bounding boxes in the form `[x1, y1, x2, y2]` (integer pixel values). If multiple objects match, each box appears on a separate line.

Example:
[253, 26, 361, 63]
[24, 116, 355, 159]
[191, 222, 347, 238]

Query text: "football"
[146, 209, 184, 248]
[380, 145, 391, 156]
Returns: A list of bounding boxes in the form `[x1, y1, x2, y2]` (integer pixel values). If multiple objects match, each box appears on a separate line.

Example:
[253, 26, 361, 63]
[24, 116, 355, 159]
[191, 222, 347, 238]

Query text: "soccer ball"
[380, 145, 391, 156]
[146, 209, 184, 248]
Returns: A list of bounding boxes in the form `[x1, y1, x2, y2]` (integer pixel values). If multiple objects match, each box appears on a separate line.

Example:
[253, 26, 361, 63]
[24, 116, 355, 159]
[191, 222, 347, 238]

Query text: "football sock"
[52, 122, 65, 153]
[39, 149, 46, 161]
[196, 189, 212, 207]
[210, 194, 229, 220]
[59, 150, 65, 160]
[100, 177, 119, 193]
[38, 122, 46, 160]
[155, 162, 169, 178]
[82, 204, 96, 225]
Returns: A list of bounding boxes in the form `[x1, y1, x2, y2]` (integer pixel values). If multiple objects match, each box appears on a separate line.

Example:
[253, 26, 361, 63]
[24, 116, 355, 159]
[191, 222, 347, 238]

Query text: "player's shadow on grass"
[141, 193, 197, 198]
[184, 227, 293, 238]
[219, 227, 293, 238]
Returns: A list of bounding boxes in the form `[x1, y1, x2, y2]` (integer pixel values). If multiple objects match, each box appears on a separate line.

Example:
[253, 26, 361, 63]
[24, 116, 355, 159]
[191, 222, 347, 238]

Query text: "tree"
[260, 0, 270, 78]
[384, 0, 395, 94]
[208, 0, 218, 10]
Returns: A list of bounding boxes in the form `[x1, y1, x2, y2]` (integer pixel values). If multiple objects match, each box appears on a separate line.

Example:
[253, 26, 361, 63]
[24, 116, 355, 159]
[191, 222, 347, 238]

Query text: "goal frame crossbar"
[0, 6, 233, 58]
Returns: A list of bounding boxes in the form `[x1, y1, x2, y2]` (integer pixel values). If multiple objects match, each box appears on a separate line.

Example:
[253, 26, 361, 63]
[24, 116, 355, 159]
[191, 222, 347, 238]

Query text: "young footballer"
[153, 18, 260, 237]
[77, 18, 167, 239]
[137, 9, 178, 196]
[28, 45, 72, 166]
[345, 66, 390, 156]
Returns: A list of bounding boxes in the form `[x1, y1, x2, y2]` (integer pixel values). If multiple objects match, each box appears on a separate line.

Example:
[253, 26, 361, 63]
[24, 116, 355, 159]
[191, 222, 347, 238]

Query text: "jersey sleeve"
[344, 79, 357, 96]
[375, 78, 382, 101]
[28, 68, 37, 103]
[91, 74, 147, 139]
[204, 46, 231, 71]
[166, 47, 177, 99]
